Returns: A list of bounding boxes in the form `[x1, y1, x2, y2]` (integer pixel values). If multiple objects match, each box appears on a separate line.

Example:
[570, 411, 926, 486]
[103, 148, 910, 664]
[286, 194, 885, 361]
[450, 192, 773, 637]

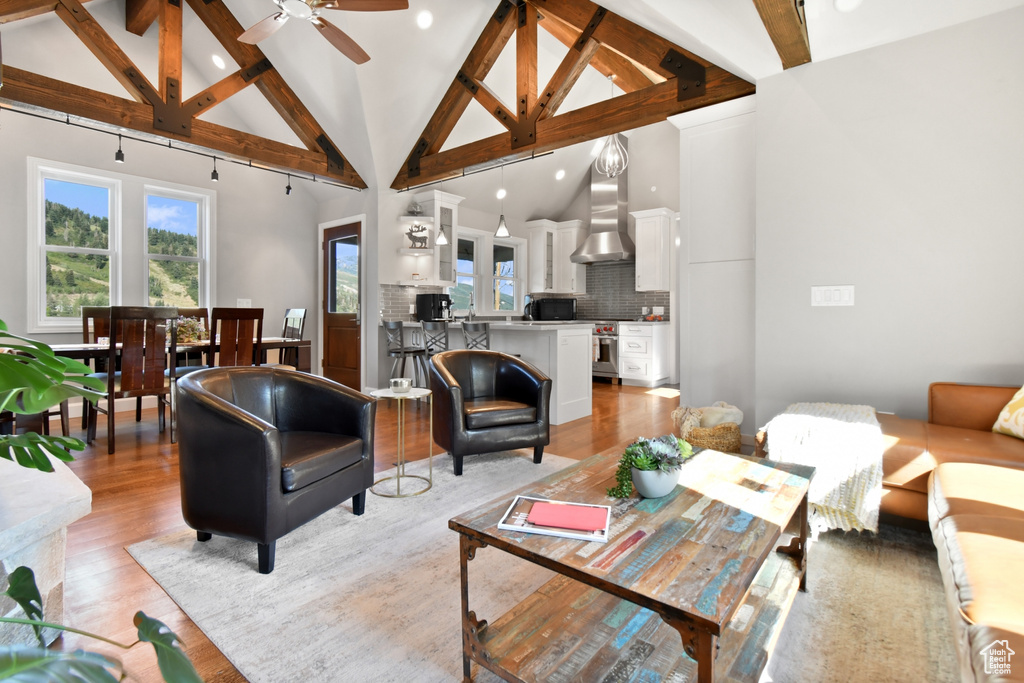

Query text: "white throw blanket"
[763, 402, 883, 533]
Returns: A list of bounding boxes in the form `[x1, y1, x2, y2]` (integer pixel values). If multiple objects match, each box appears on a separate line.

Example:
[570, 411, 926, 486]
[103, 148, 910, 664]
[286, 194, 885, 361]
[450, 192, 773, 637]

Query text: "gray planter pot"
[631, 467, 681, 498]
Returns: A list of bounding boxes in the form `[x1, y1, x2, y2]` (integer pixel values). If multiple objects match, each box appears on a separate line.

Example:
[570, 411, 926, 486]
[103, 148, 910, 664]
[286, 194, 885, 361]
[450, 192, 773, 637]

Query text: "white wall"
[0, 110, 338, 369]
[755, 6, 1024, 423]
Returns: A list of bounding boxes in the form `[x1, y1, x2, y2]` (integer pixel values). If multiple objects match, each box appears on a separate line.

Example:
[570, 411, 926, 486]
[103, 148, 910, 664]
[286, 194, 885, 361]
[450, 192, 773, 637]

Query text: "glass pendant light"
[495, 164, 510, 238]
[435, 224, 449, 246]
[594, 75, 628, 178]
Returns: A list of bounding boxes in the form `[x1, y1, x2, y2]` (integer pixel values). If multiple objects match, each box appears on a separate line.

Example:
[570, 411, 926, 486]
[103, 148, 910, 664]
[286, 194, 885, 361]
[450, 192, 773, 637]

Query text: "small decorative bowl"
[390, 378, 412, 393]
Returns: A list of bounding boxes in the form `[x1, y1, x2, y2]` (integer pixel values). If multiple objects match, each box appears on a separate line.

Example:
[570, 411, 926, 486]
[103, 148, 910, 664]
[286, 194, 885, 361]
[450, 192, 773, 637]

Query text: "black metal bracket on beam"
[242, 58, 273, 82]
[316, 135, 345, 174]
[168, 0, 181, 8]
[662, 49, 706, 102]
[126, 67, 193, 136]
[455, 70, 479, 96]
[407, 137, 429, 178]
[517, 0, 528, 27]
[493, 0, 515, 24]
[576, 7, 606, 50]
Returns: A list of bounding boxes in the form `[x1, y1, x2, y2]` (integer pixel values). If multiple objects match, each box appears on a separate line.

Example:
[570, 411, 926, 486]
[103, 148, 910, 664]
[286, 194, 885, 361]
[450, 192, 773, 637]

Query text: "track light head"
[114, 135, 125, 163]
[286, 174, 292, 195]
[211, 158, 219, 182]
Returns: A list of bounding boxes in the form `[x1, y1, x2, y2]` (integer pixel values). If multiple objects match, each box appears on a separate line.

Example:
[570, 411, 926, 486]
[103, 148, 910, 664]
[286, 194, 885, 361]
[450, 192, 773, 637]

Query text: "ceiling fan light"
[494, 215, 510, 239]
[594, 134, 628, 178]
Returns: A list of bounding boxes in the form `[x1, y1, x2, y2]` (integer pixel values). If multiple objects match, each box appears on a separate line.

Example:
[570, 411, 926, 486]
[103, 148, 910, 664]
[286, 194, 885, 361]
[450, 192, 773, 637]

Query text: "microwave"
[532, 298, 577, 321]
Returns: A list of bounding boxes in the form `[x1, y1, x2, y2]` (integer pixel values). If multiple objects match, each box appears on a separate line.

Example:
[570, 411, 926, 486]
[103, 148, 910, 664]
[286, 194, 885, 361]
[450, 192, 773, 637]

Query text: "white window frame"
[490, 236, 526, 315]
[27, 158, 122, 333]
[452, 229, 483, 315]
[144, 185, 212, 309]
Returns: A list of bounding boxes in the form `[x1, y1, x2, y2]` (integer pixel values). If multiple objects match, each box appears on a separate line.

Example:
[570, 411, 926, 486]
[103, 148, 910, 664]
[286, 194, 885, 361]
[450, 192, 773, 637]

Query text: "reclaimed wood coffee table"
[448, 449, 814, 683]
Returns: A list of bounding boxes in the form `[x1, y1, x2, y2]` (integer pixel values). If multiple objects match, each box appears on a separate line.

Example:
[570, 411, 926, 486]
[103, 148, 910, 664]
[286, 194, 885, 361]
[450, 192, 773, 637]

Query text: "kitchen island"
[378, 321, 591, 425]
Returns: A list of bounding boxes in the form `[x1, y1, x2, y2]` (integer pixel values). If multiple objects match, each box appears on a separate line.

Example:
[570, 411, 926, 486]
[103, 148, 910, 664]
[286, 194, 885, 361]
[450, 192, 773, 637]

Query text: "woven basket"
[684, 422, 742, 454]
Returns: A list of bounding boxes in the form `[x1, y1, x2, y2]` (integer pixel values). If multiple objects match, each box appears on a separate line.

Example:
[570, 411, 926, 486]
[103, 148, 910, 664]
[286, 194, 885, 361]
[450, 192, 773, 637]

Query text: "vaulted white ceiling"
[4, 0, 1023, 213]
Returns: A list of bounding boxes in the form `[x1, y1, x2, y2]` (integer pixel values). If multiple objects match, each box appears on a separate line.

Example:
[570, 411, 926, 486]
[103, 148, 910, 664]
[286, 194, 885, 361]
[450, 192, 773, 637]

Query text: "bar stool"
[384, 320, 427, 386]
[461, 322, 490, 350]
[422, 321, 450, 358]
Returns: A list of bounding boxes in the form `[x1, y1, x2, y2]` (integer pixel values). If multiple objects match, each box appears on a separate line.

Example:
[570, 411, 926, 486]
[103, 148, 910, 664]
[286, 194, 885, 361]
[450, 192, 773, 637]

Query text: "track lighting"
[114, 134, 125, 163]
[494, 164, 510, 238]
[210, 158, 219, 182]
[286, 174, 292, 195]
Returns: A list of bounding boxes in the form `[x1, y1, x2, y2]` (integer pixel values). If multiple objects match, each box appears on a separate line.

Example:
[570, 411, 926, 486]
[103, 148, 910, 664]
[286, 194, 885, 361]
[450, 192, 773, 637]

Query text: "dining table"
[49, 337, 312, 373]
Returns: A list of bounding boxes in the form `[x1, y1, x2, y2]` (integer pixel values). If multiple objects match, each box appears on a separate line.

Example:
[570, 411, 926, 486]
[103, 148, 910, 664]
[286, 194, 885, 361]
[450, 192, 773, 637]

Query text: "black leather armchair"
[428, 350, 552, 476]
[176, 367, 375, 573]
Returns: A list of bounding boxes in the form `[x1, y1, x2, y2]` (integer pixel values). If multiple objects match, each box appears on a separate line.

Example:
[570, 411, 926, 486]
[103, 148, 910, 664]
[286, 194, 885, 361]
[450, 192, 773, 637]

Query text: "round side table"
[369, 387, 432, 497]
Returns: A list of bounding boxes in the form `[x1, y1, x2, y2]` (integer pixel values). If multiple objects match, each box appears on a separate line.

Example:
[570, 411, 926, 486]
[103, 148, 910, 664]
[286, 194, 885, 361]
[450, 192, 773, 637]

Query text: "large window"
[35, 169, 119, 323]
[146, 190, 207, 307]
[28, 158, 214, 333]
[451, 236, 477, 312]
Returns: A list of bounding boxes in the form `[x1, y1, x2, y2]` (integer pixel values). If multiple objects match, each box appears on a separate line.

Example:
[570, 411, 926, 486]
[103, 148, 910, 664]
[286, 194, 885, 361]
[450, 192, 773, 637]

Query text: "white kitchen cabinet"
[631, 208, 673, 292]
[554, 220, 586, 294]
[618, 322, 670, 387]
[526, 220, 557, 294]
[396, 190, 463, 286]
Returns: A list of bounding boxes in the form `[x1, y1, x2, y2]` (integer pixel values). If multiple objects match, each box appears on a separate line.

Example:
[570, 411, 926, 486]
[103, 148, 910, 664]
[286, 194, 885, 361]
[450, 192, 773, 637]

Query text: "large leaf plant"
[0, 319, 201, 681]
[0, 318, 105, 471]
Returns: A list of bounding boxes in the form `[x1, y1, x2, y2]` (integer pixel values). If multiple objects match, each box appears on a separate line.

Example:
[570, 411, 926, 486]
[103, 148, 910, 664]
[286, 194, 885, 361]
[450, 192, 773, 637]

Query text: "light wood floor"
[55, 381, 680, 682]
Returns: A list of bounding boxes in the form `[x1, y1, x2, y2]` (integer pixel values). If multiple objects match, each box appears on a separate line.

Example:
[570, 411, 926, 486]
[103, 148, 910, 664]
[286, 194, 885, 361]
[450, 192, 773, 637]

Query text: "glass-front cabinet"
[397, 190, 464, 286]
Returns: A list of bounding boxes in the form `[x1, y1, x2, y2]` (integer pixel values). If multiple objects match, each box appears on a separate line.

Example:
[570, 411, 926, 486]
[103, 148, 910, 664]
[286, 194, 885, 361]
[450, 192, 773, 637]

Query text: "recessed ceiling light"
[555, 169, 566, 180]
[833, 0, 863, 12]
[416, 10, 433, 29]
[496, 188, 507, 200]
[212, 54, 226, 69]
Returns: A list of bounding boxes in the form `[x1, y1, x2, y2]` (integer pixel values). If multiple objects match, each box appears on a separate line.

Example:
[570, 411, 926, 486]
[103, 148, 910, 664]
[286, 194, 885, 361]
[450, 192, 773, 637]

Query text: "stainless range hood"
[570, 134, 633, 263]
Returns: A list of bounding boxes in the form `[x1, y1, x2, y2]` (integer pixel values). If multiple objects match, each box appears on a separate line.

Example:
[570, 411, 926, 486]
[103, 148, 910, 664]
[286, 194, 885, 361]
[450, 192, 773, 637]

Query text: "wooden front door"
[322, 222, 361, 389]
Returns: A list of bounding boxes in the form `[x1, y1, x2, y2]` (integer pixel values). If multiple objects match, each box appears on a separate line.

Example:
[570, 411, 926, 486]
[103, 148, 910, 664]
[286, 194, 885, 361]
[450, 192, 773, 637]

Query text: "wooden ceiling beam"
[751, 0, 811, 69]
[516, 0, 537, 121]
[392, 65, 753, 189]
[158, 0, 182, 102]
[537, 10, 652, 94]
[183, 0, 364, 185]
[471, 78, 517, 131]
[182, 64, 261, 117]
[125, 0, 160, 37]
[536, 34, 599, 120]
[54, 0, 155, 104]
[0, 0, 89, 25]
[0, 66, 363, 186]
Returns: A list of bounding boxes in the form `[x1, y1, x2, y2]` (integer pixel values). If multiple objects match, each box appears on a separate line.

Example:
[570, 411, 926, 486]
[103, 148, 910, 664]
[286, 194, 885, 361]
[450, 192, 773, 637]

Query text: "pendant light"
[436, 176, 450, 245]
[114, 134, 125, 163]
[210, 157, 219, 182]
[494, 164, 510, 238]
[594, 76, 628, 178]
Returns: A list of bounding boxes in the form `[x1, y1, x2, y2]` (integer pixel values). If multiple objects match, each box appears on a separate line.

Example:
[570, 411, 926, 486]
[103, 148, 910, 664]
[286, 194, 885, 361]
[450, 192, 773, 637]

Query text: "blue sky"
[147, 196, 198, 236]
[45, 179, 108, 218]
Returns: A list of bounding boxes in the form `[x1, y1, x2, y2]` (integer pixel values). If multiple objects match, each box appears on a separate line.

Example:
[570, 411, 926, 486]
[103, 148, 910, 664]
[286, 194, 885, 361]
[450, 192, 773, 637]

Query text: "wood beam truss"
[751, 0, 811, 70]
[391, 0, 755, 190]
[0, 0, 366, 188]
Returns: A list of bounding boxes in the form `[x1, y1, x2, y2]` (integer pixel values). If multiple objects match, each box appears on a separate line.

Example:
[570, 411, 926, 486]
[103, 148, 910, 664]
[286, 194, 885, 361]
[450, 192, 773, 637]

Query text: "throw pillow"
[993, 385, 1024, 440]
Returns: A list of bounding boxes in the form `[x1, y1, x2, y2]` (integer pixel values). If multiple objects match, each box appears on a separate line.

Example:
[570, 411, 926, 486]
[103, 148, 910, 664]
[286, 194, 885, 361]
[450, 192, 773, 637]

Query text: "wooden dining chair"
[279, 308, 306, 368]
[208, 307, 264, 367]
[81, 305, 143, 428]
[86, 306, 177, 454]
[173, 307, 210, 377]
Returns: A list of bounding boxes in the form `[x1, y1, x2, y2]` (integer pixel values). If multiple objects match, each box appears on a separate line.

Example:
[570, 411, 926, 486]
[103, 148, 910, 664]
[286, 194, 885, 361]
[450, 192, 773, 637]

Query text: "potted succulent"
[607, 435, 695, 499]
[0, 318, 201, 682]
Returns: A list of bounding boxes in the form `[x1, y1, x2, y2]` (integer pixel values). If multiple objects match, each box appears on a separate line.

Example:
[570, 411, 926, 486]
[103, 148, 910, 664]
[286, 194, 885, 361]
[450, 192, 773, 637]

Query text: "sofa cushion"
[993, 385, 1024, 440]
[932, 514, 1024, 682]
[877, 413, 933, 493]
[926, 423, 1024, 471]
[464, 398, 535, 430]
[930, 463, 1024, 527]
[280, 432, 364, 492]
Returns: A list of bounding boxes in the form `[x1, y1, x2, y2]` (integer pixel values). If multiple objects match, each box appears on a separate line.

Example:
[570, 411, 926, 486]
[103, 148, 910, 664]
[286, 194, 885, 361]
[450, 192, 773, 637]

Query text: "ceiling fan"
[238, 0, 409, 64]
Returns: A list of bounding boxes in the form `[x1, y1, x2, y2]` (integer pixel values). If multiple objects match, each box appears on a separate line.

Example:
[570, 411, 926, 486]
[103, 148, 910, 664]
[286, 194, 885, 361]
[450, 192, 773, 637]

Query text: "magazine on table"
[497, 495, 611, 543]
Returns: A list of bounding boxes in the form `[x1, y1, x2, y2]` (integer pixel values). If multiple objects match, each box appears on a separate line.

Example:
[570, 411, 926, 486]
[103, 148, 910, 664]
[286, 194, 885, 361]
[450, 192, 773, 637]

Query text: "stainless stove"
[584, 320, 621, 380]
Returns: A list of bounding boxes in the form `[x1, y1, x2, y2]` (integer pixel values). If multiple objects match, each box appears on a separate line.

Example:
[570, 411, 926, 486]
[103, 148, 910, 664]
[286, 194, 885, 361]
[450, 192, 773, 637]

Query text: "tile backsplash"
[379, 284, 442, 322]
[531, 261, 670, 320]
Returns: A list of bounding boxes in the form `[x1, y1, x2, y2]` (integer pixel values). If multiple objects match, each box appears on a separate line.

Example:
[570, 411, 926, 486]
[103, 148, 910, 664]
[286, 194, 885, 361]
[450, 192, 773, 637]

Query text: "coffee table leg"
[778, 491, 809, 591]
[460, 534, 489, 682]
[664, 617, 717, 683]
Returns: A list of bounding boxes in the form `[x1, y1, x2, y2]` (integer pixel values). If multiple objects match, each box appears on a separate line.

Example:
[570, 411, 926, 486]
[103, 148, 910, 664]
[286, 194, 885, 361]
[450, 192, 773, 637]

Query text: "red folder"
[527, 501, 607, 532]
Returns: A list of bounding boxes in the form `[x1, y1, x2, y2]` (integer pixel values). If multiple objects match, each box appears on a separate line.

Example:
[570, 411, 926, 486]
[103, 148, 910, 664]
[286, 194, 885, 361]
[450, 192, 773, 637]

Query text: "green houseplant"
[607, 435, 694, 499]
[0, 319, 201, 682]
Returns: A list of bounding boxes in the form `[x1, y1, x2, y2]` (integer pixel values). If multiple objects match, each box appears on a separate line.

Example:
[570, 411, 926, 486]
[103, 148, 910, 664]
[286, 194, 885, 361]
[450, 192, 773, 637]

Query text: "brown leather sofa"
[428, 350, 551, 476]
[176, 367, 375, 573]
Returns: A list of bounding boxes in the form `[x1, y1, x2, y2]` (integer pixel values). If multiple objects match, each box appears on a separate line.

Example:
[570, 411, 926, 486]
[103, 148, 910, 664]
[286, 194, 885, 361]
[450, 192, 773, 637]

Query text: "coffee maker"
[415, 293, 452, 321]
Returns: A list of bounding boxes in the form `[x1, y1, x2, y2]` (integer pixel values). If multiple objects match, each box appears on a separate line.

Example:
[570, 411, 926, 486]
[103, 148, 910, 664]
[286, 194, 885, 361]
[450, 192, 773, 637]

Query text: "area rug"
[129, 452, 957, 682]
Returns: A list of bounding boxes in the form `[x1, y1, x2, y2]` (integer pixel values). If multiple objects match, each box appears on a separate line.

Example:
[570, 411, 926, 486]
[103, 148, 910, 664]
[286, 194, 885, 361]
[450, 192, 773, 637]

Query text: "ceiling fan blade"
[238, 12, 289, 44]
[316, 0, 409, 11]
[312, 17, 371, 64]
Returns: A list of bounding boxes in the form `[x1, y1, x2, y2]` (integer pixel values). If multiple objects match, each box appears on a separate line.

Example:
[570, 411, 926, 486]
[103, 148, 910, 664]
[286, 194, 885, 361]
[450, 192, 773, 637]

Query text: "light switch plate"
[810, 285, 854, 307]
[652, 306, 664, 315]
[236, 298, 252, 308]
